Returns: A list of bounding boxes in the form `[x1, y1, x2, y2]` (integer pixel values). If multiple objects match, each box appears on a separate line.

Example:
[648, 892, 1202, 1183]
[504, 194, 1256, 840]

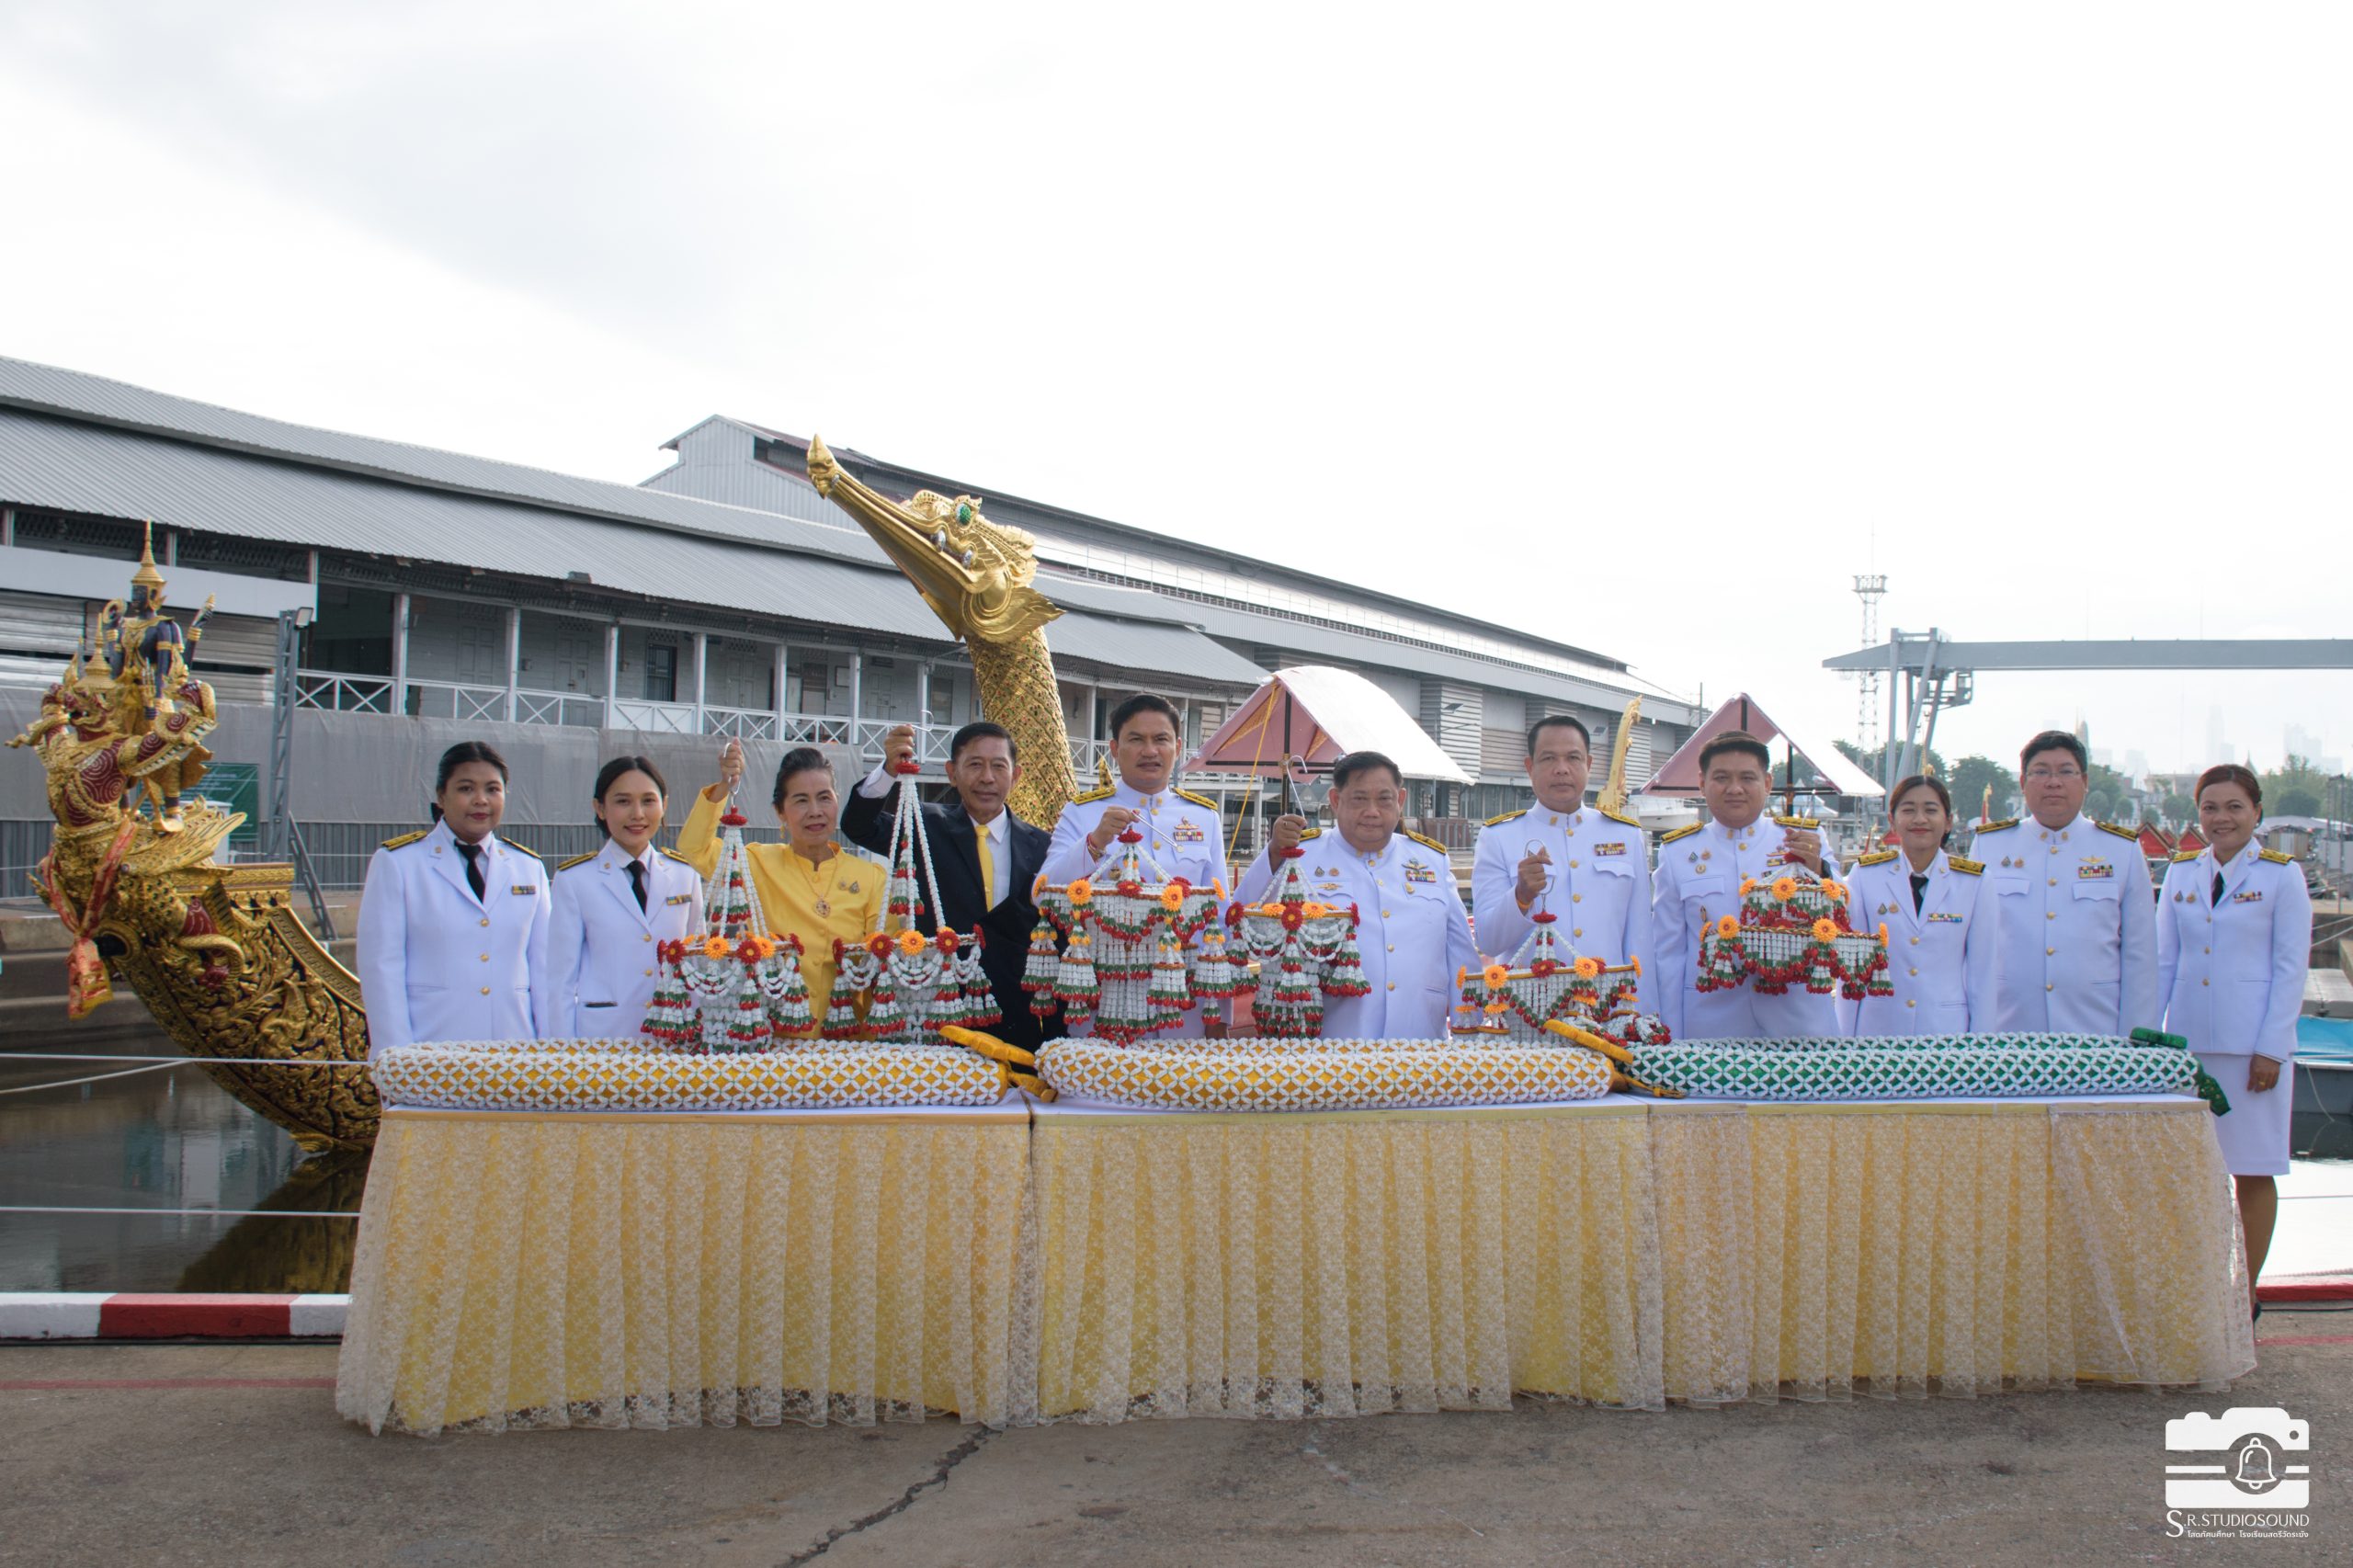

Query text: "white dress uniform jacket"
[1651, 815, 1845, 1040]
[2156, 845, 2310, 1065]
[1040, 779, 1230, 1039]
[1236, 828, 1477, 1040]
[358, 818, 551, 1059]
[1968, 814, 2157, 1036]
[2156, 844, 2310, 1176]
[1471, 803, 1653, 1008]
[1843, 848, 2001, 1036]
[534, 841, 705, 1040]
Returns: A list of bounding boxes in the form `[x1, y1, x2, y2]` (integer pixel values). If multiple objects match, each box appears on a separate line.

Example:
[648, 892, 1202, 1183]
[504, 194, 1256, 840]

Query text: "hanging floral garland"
[1022, 828, 1226, 1044]
[1696, 870, 1891, 998]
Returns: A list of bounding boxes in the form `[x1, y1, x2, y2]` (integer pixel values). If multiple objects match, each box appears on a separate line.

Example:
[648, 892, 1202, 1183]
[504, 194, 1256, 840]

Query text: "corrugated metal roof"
[0, 409, 1258, 682]
[0, 356, 887, 564]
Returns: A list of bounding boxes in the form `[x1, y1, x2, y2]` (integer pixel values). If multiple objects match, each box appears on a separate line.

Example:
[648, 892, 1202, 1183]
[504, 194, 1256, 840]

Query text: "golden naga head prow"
[807, 434, 1062, 647]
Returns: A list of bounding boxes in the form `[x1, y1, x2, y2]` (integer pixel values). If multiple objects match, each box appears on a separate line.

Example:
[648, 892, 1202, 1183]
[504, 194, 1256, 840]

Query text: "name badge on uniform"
[1927, 912, 1963, 924]
[1595, 842, 1626, 857]
[2232, 889, 2264, 904]
[1404, 858, 1438, 885]
[1172, 819, 1206, 844]
[665, 892, 693, 906]
[511, 884, 537, 895]
[2076, 861, 2112, 881]
[1315, 880, 1344, 893]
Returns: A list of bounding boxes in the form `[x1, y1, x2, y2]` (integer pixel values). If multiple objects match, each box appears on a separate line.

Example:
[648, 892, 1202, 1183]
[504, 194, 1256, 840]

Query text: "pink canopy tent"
[1643, 691, 1884, 801]
[1186, 666, 1471, 783]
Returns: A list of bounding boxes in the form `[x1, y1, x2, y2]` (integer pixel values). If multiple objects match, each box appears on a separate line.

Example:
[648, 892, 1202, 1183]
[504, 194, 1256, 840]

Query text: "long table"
[337, 1094, 2254, 1434]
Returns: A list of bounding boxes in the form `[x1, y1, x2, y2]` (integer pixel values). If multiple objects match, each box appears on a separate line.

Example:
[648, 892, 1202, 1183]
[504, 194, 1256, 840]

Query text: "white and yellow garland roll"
[1038, 1036, 1615, 1112]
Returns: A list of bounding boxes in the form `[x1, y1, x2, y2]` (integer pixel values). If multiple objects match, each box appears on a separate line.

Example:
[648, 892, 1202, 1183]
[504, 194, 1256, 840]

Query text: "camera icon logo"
[2165, 1407, 2310, 1510]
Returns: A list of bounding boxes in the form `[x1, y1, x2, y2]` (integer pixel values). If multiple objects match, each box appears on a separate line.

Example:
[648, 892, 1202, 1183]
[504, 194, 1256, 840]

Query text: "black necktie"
[1910, 871, 1928, 914]
[2212, 870, 2225, 907]
[458, 840, 487, 903]
[626, 858, 647, 914]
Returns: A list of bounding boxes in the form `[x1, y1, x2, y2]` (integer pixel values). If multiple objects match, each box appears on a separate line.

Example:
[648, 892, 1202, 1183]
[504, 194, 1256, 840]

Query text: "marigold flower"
[1066, 879, 1094, 906]
[1812, 917, 1839, 941]
[1573, 956, 1603, 980]
[936, 930, 961, 955]
[1482, 962, 1511, 989]
[1713, 915, 1740, 939]
[1770, 877, 1800, 901]
[897, 928, 927, 956]
[701, 935, 732, 960]
[1159, 884, 1185, 912]
[1740, 877, 1756, 895]
[1818, 880, 1846, 903]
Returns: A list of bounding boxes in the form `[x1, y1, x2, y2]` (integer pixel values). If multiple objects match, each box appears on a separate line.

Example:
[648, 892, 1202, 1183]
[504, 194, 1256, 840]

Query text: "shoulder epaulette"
[1599, 806, 1643, 829]
[1660, 823, 1704, 844]
[1975, 817, 2020, 833]
[1483, 807, 1529, 827]
[1296, 827, 1323, 842]
[1772, 813, 1820, 830]
[1855, 849, 1898, 867]
[2172, 849, 2201, 862]
[2096, 821, 2137, 842]
[1071, 785, 1116, 805]
[380, 828, 429, 851]
[1947, 856, 1984, 875]
[1403, 829, 1448, 854]
[501, 837, 543, 861]
[657, 846, 694, 865]
[556, 850, 598, 871]
[1173, 787, 1218, 811]
[2259, 847, 2293, 865]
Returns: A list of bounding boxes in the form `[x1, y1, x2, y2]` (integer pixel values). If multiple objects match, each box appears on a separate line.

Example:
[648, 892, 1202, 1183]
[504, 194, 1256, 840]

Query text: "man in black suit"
[840, 720, 1062, 1050]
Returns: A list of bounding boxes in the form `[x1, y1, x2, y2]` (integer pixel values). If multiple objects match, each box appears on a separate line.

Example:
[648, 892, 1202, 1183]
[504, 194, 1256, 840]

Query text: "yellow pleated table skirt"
[1029, 1101, 1661, 1419]
[338, 1095, 2253, 1434]
[1645, 1098, 2255, 1405]
[335, 1106, 1030, 1436]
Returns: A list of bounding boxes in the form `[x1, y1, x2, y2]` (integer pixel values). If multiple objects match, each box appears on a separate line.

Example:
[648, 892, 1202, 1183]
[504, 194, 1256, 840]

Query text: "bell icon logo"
[2165, 1408, 2310, 1510]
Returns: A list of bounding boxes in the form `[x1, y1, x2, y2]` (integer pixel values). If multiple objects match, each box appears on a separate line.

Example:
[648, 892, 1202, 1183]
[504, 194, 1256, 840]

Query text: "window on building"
[644, 644, 676, 702]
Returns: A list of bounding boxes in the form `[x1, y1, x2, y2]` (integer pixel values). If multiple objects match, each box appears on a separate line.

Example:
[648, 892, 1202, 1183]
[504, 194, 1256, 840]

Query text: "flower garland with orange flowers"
[1022, 827, 1229, 1045]
[1452, 909, 1656, 1040]
[821, 754, 1000, 1040]
[1224, 846, 1368, 1039]
[1695, 870, 1891, 998]
[642, 799, 816, 1051]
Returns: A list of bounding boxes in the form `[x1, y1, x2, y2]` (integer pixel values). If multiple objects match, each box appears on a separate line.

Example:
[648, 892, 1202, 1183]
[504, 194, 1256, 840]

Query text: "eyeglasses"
[2025, 767, 2083, 781]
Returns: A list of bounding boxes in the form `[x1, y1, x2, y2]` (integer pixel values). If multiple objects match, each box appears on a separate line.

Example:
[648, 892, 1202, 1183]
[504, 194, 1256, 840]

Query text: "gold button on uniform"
[480, 953, 489, 962]
[2045, 982, 2055, 992]
[1905, 998, 1915, 1008]
[479, 917, 489, 928]
[480, 985, 492, 995]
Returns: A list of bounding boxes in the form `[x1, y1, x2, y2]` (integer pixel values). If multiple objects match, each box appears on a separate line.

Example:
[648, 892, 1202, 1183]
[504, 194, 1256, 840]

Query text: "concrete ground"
[1, 1321, 2346, 1567]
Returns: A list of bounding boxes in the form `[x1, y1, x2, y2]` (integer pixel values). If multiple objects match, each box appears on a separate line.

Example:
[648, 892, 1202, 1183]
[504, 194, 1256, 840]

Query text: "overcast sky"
[2, 3, 2346, 778]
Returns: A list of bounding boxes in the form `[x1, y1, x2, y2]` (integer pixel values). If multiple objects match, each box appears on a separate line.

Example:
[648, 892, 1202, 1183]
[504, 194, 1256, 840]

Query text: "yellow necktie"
[974, 823, 997, 910]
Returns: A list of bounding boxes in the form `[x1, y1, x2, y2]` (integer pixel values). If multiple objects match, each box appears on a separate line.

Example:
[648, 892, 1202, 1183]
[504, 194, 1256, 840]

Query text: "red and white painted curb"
[2, 1277, 2347, 1342]
[0, 1292, 348, 1340]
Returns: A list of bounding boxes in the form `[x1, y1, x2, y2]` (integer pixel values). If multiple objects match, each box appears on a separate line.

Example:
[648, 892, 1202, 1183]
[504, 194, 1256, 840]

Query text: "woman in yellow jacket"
[678, 740, 882, 1028]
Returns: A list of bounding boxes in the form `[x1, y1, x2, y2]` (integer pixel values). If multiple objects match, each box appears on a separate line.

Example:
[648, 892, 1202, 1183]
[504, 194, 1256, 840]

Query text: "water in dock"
[0, 1026, 364, 1293]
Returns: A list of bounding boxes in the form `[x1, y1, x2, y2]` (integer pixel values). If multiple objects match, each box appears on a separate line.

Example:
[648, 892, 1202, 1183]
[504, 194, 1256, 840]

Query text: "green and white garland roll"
[1626, 1029, 2216, 1106]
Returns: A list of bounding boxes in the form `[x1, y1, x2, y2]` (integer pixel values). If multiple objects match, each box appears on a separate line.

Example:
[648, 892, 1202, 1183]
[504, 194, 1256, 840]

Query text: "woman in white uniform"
[1845, 774, 2001, 1036]
[2157, 764, 2312, 1308]
[535, 755, 705, 1040]
[357, 741, 550, 1058]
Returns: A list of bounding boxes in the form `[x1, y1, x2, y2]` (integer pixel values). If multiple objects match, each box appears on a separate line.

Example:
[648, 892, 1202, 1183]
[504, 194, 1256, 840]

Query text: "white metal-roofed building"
[0, 358, 1697, 882]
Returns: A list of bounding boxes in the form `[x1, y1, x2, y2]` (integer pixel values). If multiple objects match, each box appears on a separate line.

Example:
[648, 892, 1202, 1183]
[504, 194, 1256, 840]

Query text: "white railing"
[608, 698, 698, 734]
[295, 670, 397, 715]
[703, 704, 779, 742]
[515, 688, 602, 727]
[404, 678, 506, 723]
